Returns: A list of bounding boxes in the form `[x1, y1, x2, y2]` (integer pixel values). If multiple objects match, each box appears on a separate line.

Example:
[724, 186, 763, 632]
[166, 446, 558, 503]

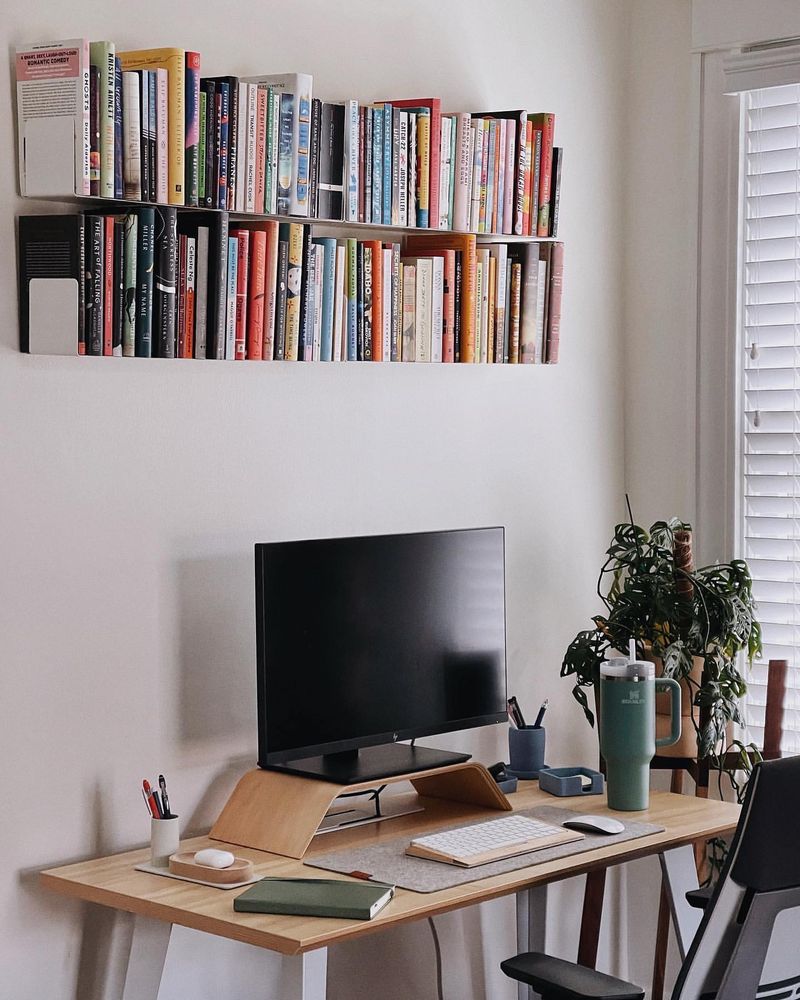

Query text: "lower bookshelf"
[18, 203, 563, 365]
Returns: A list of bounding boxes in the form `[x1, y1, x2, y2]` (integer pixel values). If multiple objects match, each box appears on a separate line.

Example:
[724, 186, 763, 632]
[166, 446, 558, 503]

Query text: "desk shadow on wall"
[176, 552, 257, 746]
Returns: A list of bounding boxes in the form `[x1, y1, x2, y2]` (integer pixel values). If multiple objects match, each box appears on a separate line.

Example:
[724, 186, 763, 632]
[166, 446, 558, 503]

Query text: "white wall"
[0, 1, 634, 997]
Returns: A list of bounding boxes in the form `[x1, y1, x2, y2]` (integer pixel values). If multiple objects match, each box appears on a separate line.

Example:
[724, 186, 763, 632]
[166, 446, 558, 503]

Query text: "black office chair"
[501, 755, 800, 1000]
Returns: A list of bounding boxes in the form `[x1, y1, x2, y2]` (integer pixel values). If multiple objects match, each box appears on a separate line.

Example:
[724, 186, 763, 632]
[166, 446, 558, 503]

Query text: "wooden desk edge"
[39, 810, 738, 956]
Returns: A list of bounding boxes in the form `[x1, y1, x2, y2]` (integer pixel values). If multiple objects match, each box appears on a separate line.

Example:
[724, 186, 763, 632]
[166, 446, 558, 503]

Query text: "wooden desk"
[41, 784, 739, 1000]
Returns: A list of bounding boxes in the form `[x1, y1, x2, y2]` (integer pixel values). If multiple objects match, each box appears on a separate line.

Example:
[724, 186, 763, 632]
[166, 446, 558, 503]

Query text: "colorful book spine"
[502, 121, 515, 235]
[147, 71, 157, 201]
[274, 236, 288, 360]
[255, 87, 268, 214]
[195, 225, 209, 358]
[401, 263, 415, 361]
[246, 229, 267, 360]
[398, 112, 409, 227]
[371, 106, 382, 226]
[390, 242, 401, 362]
[382, 103, 392, 225]
[469, 122, 482, 232]
[224, 235, 238, 359]
[263, 221, 279, 360]
[122, 212, 138, 357]
[198, 91, 207, 203]
[522, 120, 533, 237]
[346, 238, 357, 361]
[231, 229, 249, 359]
[277, 91, 293, 215]
[185, 52, 201, 207]
[86, 215, 103, 356]
[202, 80, 215, 207]
[282, 223, 303, 360]
[102, 216, 113, 356]
[431, 255, 443, 362]
[415, 109, 430, 228]
[365, 240, 382, 360]
[362, 244, 372, 361]
[509, 261, 522, 363]
[183, 235, 196, 357]
[530, 113, 555, 237]
[530, 126, 542, 237]
[391, 107, 401, 226]
[90, 42, 115, 199]
[333, 244, 346, 361]
[156, 69, 169, 203]
[313, 237, 337, 361]
[453, 113, 472, 232]
[89, 66, 100, 195]
[217, 82, 230, 211]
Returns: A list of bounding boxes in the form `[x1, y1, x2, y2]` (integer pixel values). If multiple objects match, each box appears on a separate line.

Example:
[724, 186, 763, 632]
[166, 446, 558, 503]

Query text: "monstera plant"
[561, 513, 762, 817]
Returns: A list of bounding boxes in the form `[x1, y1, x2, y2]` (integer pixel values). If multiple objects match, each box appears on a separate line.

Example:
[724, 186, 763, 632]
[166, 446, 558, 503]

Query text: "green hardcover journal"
[233, 877, 395, 920]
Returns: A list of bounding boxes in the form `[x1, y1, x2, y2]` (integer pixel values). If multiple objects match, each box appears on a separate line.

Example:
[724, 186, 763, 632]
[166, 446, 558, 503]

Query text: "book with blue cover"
[312, 237, 337, 361]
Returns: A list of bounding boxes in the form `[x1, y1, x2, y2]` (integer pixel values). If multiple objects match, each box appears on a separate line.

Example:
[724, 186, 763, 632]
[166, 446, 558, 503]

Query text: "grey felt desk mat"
[304, 805, 665, 893]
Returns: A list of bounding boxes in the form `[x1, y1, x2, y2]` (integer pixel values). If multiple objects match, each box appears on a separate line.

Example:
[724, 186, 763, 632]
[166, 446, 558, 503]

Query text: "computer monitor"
[255, 527, 508, 784]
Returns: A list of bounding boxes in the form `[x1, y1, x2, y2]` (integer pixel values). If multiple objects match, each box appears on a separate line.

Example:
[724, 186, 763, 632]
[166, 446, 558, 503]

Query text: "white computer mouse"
[193, 848, 235, 869]
[562, 815, 625, 835]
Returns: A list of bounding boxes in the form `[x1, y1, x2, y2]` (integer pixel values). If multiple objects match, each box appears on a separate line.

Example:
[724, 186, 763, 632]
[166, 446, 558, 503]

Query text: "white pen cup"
[150, 815, 180, 867]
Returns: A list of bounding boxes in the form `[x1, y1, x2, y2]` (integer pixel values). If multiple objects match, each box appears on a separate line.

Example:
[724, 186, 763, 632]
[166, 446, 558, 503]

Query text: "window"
[739, 82, 800, 752]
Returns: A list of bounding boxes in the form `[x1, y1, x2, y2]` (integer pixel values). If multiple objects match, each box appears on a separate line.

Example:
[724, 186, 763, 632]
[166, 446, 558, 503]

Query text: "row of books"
[19, 214, 563, 363]
[15, 39, 560, 236]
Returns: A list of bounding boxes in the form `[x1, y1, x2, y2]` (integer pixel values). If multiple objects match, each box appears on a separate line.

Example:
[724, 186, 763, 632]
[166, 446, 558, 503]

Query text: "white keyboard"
[406, 815, 584, 868]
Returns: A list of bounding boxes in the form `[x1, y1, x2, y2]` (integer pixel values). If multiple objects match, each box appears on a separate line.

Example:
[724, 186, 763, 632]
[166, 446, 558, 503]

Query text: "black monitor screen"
[255, 527, 507, 763]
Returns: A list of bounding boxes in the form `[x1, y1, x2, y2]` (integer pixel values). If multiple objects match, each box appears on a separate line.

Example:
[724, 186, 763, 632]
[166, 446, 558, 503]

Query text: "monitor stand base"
[267, 744, 471, 785]
[210, 758, 511, 859]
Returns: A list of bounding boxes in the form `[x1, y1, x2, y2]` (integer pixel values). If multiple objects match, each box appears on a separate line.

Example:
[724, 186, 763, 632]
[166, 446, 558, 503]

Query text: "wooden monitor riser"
[209, 762, 512, 859]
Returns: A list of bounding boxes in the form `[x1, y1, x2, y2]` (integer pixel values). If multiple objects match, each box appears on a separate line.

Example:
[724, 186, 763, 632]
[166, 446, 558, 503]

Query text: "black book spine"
[550, 147, 562, 238]
[453, 251, 462, 364]
[87, 215, 103, 356]
[217, 83, 230, 211]
[226, 78, 239, 211]
[356, 241, 364, 360]
[112, 218, 124, 356]
[274, 239, 288, 361]
[308, 98, 321, 219]
[135, 207, 155, 358]
[297, 227, 314, 360]
[209, 211, 229, 359]
[139, 72, 151, 205]
[148, 71, 157, 202]
[318, 103, 345, 221]
[153, 207, 177, 358]
[78, 217, 86, 354]
[203, 81, 216, 208]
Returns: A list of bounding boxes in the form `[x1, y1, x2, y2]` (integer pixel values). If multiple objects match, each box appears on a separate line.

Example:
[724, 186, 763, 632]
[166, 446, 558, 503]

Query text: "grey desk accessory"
[538, 767, 604, 797]
[508, 726, 546, 778]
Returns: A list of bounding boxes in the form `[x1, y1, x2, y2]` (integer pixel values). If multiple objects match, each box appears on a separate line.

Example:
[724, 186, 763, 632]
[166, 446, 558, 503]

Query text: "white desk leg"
[659, 846, 703, 960]
[121, 916, 172, 1000]
[278, 948, 328, 1000]
[516, 886, 548, 1000]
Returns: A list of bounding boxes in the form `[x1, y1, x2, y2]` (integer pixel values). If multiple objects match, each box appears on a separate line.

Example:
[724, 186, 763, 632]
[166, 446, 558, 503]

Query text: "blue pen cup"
[508, 726, 546, 778]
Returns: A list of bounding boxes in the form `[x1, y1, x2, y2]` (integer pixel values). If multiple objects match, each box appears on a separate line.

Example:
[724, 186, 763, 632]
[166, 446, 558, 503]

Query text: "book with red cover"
[529, 113, 555, 237]
[386, 98, 441, 229]
[230, 228, 250, 359]
[247, 229, 267, 359]
[473, 110, 527, 235]
[363, 239, 383, 360]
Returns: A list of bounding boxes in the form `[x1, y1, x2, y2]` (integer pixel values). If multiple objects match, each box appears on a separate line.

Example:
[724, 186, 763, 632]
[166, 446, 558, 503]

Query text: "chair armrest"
[685, 885, 714, 910]
[500, 952, 644, 1000]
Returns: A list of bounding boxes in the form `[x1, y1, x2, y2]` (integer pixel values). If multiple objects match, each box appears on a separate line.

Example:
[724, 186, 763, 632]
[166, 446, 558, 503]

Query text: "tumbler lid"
[601, 657, 655, 679]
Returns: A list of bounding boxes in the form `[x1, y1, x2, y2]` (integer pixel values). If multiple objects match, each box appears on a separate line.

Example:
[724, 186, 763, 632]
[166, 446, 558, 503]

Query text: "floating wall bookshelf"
[15, 40, 564, 365]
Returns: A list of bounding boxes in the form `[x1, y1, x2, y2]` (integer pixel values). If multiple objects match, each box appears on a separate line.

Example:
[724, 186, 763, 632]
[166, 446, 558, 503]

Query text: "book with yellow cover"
[118, 47, 185, 205]
[281, 222, 303, 361]
[406, 233, 476, 362]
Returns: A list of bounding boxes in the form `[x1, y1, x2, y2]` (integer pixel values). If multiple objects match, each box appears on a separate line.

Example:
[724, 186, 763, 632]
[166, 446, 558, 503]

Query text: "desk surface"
[41, 784, 739, 956]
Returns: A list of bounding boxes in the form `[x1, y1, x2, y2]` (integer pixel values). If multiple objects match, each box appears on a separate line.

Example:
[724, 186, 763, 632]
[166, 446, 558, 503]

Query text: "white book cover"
[535, 258, 547, 364]
[232, 83, 245, 213]
[122, 72, 141, 199]
[469, 122, 482, 232]
[312, 244, 324, 360]
[430, 255, 444, 362]
[90, 41, 115, 199]
[382, 249, 392, 361]
[438, 115, 451, 231]
[407, 112, 417, 228]
[404, 257, 431, 362]
[333, 244, 345, 361]
[16, 38, 90, 197]
[343, 99, 359, 222]
[194, 227, 209, 358]
[270, 90, 280, 214]
[245, 83, 257, 213]
[225, 237, 238, 360]
[242, 73, 312, 216]
[156, 69, 168, 203]
[398, 112, 408, 228]
[452, 112, 472, 232]
[496, 119, 507, 235]
[185, 236, 196, 355]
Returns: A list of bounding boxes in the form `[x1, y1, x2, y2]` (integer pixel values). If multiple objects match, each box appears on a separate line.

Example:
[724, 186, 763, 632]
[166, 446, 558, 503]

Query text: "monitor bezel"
[255, 526, 508, 767]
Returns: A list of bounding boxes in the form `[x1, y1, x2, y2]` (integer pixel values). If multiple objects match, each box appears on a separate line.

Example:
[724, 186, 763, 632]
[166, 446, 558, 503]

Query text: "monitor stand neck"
[266, 743, 471, 785]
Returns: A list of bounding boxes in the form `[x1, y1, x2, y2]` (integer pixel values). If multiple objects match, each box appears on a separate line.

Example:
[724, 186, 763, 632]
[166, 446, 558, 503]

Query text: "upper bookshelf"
[15, 39, 563, 365]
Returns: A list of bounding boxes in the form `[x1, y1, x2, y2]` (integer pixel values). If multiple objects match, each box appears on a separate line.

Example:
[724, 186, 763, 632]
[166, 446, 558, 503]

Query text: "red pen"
[143, 779, 161, 818]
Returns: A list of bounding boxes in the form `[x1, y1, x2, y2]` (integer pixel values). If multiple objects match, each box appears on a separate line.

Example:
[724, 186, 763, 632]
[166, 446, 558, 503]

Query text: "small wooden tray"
[169, 851, 255, 884]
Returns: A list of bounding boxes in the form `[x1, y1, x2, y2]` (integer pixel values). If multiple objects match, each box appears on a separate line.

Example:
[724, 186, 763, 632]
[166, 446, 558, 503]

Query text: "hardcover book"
[317, 102, 345, 221]
[233, 878, 394, 921]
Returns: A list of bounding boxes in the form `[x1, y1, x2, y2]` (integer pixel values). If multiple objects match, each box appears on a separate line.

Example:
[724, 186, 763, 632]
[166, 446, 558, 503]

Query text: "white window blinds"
[741, 82, 800, 753]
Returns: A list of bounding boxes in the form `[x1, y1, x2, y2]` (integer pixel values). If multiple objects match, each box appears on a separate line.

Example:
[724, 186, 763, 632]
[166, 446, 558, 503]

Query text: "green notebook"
[233, 877, 395, 920]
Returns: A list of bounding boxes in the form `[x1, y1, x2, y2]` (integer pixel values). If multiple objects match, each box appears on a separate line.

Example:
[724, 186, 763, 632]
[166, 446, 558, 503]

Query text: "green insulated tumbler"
[599, 658, 681, 811]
